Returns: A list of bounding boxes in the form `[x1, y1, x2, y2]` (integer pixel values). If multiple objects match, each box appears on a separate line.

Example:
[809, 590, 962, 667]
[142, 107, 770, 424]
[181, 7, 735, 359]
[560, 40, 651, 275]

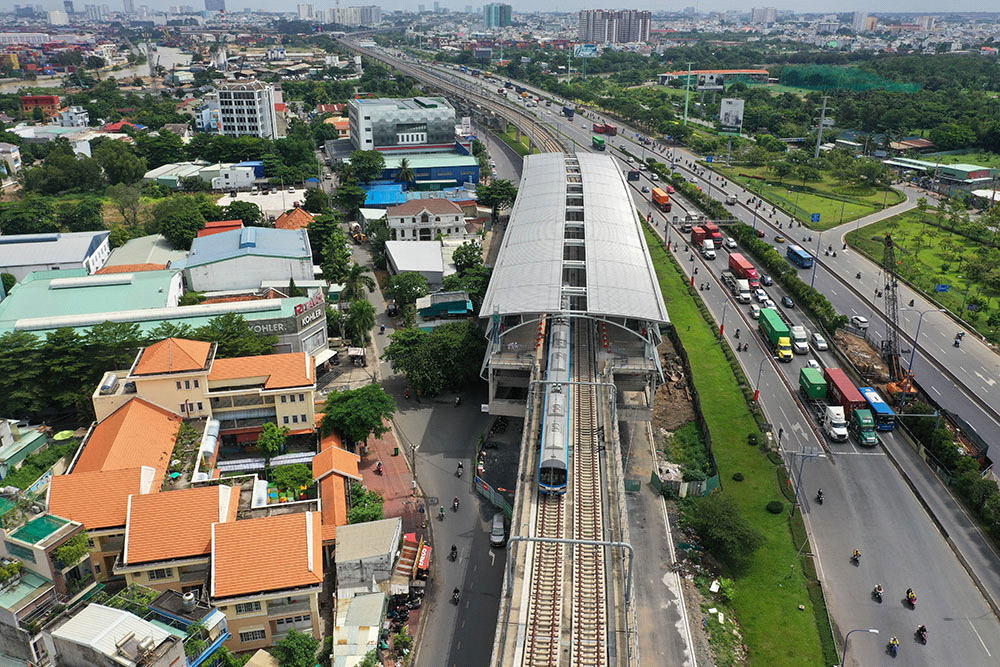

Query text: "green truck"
[799, 367, 827, 399]
[797, 367, 848, 441]
[759, 308, 793, 362]
[592, 135, 606, 150]
[850, 409, 879, 446]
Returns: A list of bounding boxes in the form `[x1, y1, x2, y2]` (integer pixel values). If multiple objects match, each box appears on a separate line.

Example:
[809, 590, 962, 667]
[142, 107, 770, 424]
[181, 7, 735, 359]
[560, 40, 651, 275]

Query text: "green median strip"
[644, 225, 836, 667]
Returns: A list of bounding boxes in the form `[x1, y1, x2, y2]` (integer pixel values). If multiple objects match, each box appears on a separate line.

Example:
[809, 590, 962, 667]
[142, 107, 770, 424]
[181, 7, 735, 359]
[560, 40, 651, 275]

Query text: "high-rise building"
[483, 3, 512, 28]
[47, 10, 69, 24]
[851, 11, 867, 32]
[750, 7, 777, 24]
[63, 1, 75, 14]
[204, 0, 224, 12]
[578, 9, 650, 44]
[123, 0, 134, 12]
[297, 3, 314, 19]
[359, 5, 381, 25]
[217, 81, 279, 140]
[916, 15, 934, 31]
[433, 1, 440, 13]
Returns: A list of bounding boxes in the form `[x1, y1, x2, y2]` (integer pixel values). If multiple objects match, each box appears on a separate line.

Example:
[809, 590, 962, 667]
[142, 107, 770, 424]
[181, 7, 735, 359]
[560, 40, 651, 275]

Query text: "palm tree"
[340, 262, 376, 302]
[345, 299, 376, 346]
[397, 158, 415, 188]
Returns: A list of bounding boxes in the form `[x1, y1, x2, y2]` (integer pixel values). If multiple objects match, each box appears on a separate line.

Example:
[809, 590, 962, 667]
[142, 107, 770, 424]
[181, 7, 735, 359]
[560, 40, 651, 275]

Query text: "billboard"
[718, 98, 745, 136]
[697, 72, 724, 90]
[573, 44, 599, 58]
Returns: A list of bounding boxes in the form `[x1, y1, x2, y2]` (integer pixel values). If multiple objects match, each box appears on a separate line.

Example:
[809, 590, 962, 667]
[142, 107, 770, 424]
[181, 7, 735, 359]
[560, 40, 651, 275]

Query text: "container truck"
[759, 308, 793, 362]
[690, 226, 708, 245]
[789, 325, 809, 355]
[721, 271, 751, 303]
[627, 169, 640, 181]
[702, 222, 724, 245]
[651, 187, 672, 212]
[562, 105, 575, 119]
[592, 136, 606, 150]
[824, 367, 867, 415]
[798, 368, 849, 441]
[850, 409, 879, 446]
[728, 253, 760, 289]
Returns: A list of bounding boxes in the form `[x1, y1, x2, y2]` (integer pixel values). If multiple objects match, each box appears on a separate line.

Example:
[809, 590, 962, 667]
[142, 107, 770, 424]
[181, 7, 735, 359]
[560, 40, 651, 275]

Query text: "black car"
[781, 295, 794, 308]
[761, 274, 773, 286]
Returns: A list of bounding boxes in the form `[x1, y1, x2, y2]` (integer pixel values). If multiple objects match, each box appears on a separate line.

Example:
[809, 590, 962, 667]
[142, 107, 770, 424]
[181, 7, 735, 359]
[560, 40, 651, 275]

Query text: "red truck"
[592, 122, 606, 133]
[651, 187, 672, 212]
[702, 222, 723, 245]
[728, 253, 760, 288]
[823, 368, 866, 414]
[591, 122, 618, 135]
[690, 226, 708, 244]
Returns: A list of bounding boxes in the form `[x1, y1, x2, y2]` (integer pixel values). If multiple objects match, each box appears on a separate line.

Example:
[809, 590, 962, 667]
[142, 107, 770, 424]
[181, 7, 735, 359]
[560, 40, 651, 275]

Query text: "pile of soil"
[833, 330, 890, 383]
[652, 337, 696, 432]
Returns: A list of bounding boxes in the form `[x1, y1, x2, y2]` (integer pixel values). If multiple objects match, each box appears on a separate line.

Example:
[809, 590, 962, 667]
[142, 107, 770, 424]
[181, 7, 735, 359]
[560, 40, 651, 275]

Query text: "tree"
[397, 157, 415, 186]
[442, 263, 492, 311]
[56, 197, 104, 232]
[43, 328, 88, 413]
[0, 196, 58, 235]
[272, 629, 320, 667]
[136, 132, 186, 169]
[345, 299, 376, 346]
[340, 262, 376, 302]
[334, 182, 367, 221]
[94, 140, 147, 184]
[305, 213, 342, 264]
[683, 494, 765, 568]
[320, 229, 353, 284]
[224, 200, 263, 227]
[476, 179, 518, 227]
[107, 183, 143, 229]
[152, 196, 206, 249]
[194, 313, 277, 357]
[257, 422, 289, 465]
[319, 384, 396, 446]
[1, 273, 15, 295]
[387, 272, 429, 307]
[0, 331, 44, 418]
[86, 55, 105, 70]
[272, 463, 313, 493]
[347, 482, 385, 524]
[451, 241, 483, 274]
[347, 150, 385, 184]
[382, 321, 486, 396]
[303, 186, 329, 214]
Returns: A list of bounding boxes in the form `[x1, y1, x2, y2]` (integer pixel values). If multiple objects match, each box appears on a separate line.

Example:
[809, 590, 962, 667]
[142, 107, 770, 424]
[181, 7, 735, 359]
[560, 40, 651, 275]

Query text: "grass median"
[498, 127, 532, 156]
[644, 226, 834, 667]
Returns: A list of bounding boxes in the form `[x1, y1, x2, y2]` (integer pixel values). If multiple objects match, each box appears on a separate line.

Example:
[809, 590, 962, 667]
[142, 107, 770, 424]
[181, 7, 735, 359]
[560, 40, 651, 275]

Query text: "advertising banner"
[718, 97, 744, 136]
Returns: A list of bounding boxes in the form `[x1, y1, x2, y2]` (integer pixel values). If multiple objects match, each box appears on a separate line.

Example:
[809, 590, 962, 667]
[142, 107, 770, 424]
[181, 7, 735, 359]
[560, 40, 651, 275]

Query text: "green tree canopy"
[346, 150, 386, 184]
[56, 197, 104, 232]
[93, 139, 147, 184]
[451, 241, 483, 274]
[476, 179, 518, 226]
[257, 422, 289, 464]
[272, 628, 320, 667]
[305, 213, 342, 264]
[347, 481, 385, 524]
[107, 183, 143, 229]
[303, 187, 330, 214]
[224, 200, 263, 226]
[334, 181, 368, 221]
[136, 131, 186, 169]
[319, 384, 396, 446]
[345, 299, 376, 346]
[382, 321, 486, 396]
[193, 313, 277, 357]
[152, 196, 206, 249]
[684, 494, 765, 568]
[320, 227, 353, 284]
[272, 463, 314, 493]
[387, 272, 429, 307]
[340, 262, 376, 303]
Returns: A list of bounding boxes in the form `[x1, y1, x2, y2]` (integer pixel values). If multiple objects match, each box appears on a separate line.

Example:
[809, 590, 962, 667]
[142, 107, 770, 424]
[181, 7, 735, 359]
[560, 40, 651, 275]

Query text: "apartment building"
[20, 94, 60, 116]
[211, 512, 324, 651]
[577, 9, 650, 44]
[92, 338, 317, 442]
[217, 81, 279, 140]
[483, 2, 511, 28]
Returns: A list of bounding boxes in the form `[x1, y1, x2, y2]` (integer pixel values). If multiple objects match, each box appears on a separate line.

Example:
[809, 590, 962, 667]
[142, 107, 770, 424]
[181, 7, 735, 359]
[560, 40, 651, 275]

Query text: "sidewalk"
[359, 420, 425, 538]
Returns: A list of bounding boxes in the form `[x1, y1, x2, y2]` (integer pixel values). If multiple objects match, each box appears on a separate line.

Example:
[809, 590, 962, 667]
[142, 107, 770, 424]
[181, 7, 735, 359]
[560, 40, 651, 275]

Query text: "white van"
[701, 239, 716, 260]
[490, 513, 507, 547]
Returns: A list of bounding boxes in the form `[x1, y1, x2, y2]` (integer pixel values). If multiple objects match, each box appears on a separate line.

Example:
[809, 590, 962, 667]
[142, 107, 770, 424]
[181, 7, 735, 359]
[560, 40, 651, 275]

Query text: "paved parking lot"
[215, 188, 308, 217]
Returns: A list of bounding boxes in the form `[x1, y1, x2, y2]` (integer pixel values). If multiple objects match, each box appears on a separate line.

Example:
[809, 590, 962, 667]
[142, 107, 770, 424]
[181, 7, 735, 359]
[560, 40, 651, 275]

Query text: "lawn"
[713, 163, 905, 230]
[645, 227, 831, 667]
[497, 127, 532, 157]
[846, 209, 1000, 341]
[923, 151, 1000, 169]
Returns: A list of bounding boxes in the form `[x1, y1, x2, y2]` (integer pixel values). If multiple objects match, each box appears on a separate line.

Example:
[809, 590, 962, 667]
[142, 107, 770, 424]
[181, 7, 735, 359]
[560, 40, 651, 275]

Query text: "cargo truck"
[789, 325, 809, 354]
[824, 367, 867, 415]
[592, 136, 606, 150]
[759, 308, 793, 362]
[701, 239, 716, 259]
[562, 105, 575, 119]
[850, 409, 879, 446]
[690, 226, 708, 245]
[721, 271, 751, 303]
[728, 253, 760, 289]
[651, 187, 672, 212]
[702, 222, 724, 246]
[798, 368, 849, 441]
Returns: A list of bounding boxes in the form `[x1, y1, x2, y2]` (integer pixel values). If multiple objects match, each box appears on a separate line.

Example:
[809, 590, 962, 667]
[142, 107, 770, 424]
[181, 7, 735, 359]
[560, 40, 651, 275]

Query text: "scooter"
[449, 545, 458, 561]
[889, 638, 899, 657]
[816, 490, 824, 504]
[917, 626, 927, 644]
[907, 591, 917, 608]
[452, 588, 461, 604]
[455, 396, 462, 407]
[375, 462, 383, 476]
[954, 338, 961, 348]
[851, 551, 861, 565]
[453, 497, 460, 511]
[457, 462, 464, 478]
[873, 586, 884, 603]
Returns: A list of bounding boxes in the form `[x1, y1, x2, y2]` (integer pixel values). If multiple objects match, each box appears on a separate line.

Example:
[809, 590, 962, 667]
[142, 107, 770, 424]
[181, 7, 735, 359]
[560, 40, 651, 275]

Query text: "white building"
[0, 231, 111, 282]
[217, 81, 279, 140]
[185, 227, 313, 292]
[750, 6, 777, 24]
[58, 106, 90, 128]
[47, 10, 70, 24]
[386, 198, 467, 241]
[852, 11, 868, 32]
[297, 3, 314, 19]
[211, 164, 256, 190]
[0, 142, 21, 183]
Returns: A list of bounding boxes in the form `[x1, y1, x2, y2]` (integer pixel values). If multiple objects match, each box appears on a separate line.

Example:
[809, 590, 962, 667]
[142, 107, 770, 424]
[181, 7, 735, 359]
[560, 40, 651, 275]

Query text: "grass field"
[498, 127, 533, 156]
[846, 209, 1000, 341]
[714, 164, 905, 230]
[645, 226, 832, 667]
[923, 151, 1000, 168]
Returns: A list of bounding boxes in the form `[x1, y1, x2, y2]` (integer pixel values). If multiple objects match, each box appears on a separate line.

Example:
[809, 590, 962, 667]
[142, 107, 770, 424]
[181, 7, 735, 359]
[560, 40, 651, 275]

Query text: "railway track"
[523, 494, 565, 666]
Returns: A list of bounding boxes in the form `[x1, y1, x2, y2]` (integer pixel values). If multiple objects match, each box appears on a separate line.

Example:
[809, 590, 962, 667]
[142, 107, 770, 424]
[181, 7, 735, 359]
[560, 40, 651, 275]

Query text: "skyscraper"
[204, 0, 224, 12]
[297, 3, 314, 19]
[578, 9, 650, 44]
[63, 1, 74, 14]
[123, 0, 134, 12]
[483, 3, 512, 28]
[750, 7, 777, 24]
[851, 11, 868, 32]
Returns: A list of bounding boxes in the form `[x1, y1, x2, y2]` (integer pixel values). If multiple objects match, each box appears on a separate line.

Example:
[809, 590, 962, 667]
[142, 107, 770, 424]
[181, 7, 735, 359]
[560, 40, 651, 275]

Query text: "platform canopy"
[480, 152, 668, 323]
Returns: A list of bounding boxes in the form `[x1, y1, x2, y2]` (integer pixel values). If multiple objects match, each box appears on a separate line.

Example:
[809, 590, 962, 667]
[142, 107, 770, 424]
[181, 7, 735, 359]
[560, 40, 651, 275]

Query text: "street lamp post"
[810, 232, 823, 292]
[719, 301, 729, 338]
[899, 307, 946, 407]
[839, 628, 879, 667]
[789, 449, 826, 516]
[753, 357, 767, 402]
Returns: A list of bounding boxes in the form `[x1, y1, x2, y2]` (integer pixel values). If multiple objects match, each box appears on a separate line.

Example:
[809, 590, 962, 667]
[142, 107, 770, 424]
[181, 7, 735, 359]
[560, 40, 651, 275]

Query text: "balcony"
[267, 598, 312, 617]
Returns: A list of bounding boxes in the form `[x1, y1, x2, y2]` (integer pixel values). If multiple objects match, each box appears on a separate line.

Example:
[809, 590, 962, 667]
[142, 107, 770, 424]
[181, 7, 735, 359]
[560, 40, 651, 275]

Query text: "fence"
[475, 475, 513, 518]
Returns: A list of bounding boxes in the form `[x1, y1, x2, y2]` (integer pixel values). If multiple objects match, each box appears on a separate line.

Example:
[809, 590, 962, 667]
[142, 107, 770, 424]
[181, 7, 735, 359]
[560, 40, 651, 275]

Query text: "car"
[811, 333, 828, 351]
[781, 295, 795, 308]
[725, 237, 737, 249]
[626, 157, 634, 164]
[754, 288, 768, 303]
[763, 299, 776, 309]
[638, 163, 647, 171]
[756, 229, 766, 238]
[850, 315, 870, 330]
[749, 304, 761, 319]
[665, 185, 675, 194]
[761, 274, 773, 286]
[807, 359, 822, 371]
[774, 235, 786, 243]
[650, 173, 659, 181]
[641, 185, 651, 193]
[490, 512, 508, 547]
[288, 186, 295, 193]
[725, 195, 737, 205]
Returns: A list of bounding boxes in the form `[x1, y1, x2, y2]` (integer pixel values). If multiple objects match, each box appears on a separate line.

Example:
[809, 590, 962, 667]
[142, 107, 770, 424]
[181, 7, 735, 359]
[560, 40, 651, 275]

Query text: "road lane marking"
[489, 551, 495, 566]
[969, 618, 991, 656]
[930, 385, 942, 396]
[974, 371, 996, 387]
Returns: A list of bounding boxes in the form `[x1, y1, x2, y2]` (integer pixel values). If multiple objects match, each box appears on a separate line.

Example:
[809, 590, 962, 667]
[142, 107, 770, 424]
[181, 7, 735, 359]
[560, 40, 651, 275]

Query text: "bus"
[858, 386, 896, 431]
[592, 136, 606, 150]
[786, 244, 814, 269]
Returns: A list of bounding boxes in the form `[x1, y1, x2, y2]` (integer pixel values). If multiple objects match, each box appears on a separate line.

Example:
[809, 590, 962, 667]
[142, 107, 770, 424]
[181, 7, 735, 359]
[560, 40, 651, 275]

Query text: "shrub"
[766, 500, 784, 514]
[747, 433, 759, 446]
[683, 494, 766, 568]
[732, 472, 745, 482]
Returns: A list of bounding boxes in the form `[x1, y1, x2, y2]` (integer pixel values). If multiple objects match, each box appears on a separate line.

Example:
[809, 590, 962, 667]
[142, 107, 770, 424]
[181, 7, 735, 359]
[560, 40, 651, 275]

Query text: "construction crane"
[881, 233, 904, 381]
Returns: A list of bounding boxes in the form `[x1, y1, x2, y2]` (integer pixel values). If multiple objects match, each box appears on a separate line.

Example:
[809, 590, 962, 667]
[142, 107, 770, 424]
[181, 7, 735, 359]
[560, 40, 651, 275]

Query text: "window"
[185, 380, 191, 389]
[281, 395, 287, 403]
[148, 568, 173, 581]
[179, 404, 187, 413]
[298, 393, 305, 402]
[193, 379, 200, 388]
[275, 614, 311, 628]
[94, 564, 101, 574]
[235, 601, 262, 614]
[197, 402, 203, 411]
[292, 415, 298, 423]
[239, 629, 267, 643]
[283, 416, 289, 425]
[176, 381, 182, 390]
[301, 414, 306, 423]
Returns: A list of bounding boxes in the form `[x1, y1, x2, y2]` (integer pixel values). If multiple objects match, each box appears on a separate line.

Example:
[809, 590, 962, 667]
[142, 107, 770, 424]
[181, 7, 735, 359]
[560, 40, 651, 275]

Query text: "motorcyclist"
[439, 506, 445, 519]
[917, 624, 926, 636]
[852, 549, 861, 561]
[874, 584, 883, 598]
[907, 587, 915, 600]
[735, 328, 741, 339]
[453, 496, 460, 509]
[816, 489, 823, 501]
[889, 636, 899, 653]
[457, 461, 464, 477]
[452, 588, 461, 602]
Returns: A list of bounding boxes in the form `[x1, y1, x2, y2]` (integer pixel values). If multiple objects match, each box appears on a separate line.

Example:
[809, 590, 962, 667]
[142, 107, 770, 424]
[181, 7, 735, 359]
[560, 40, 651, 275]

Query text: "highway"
[394, 60, 1000, 665]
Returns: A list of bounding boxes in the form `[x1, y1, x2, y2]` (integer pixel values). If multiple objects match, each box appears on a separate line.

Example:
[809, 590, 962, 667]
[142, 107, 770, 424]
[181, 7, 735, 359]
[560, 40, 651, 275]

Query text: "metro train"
[538, 316, 571, 494]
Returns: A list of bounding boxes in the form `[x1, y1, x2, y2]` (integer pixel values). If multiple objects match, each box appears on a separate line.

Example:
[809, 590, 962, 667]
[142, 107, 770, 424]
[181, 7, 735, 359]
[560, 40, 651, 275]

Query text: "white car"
[749, 304, 761, 319]
[650, 173, 659, 181]
[754, 288, 768, 303]
[763, 299, 776, 309]
[850, 315, 870, 330]
[807, 359, 822, 371]
[811, 333, 828, 351]
[725, 238, 737, 249]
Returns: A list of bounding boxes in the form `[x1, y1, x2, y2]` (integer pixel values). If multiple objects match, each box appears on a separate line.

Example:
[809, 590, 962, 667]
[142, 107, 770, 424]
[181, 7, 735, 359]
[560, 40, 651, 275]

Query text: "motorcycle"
[457, 462, 464, 478]
[889, 638, 899, 657]
[449, 545, 458, 561]
[453, 497, 460, 511]
[873, 586, 884, 603]
[452, 588, 461, 604]
[455, 396, 462, 407]
[907, 591, 917, 608]
[917, 626, 927, 644]
[851, 551, 861, 565]
[375, 462, 383, 476]
[856, 272, 862, 280]
[954, 338, 961, 348]
[816, 490, 824, 504]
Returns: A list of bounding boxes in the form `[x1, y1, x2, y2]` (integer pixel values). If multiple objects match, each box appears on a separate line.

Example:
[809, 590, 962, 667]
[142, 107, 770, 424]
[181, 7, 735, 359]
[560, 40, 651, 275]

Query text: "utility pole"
[813, 95, 830, 158]
[683, 62, 694, 126]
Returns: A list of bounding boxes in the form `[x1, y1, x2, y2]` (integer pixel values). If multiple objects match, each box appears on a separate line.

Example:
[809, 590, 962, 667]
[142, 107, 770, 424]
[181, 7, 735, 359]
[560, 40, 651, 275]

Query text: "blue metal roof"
[186, 227, 311, 268]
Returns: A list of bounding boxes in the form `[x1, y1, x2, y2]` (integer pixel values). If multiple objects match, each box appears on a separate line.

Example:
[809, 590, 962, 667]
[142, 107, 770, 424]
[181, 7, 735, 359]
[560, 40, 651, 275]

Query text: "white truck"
[701, 239, 717, 260]
[822, 406, 849, 441]
[721, 271, 751, 303]
[789, 325, 809, 355]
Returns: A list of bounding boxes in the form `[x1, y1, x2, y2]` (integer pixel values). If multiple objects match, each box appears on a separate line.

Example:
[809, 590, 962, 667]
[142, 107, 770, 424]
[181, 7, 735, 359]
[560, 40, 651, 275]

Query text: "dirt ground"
[833, 330, 890, 383]
[652, 337, 697, 432]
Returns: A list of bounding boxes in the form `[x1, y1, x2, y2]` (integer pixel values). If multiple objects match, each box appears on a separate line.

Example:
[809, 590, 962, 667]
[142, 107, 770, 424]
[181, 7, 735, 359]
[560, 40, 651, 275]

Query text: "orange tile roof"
[212, 512, 323, 599]
[133, 338, 213, 376]
[274, 207, 315, 231]
[197, 220, 245, 238]
[319, 475, 348, 543]
[125, 485, 239, 565]
[313, 445, 361, 483]
[208, 352, 313, 390]
[95, 263, 167, 274]
[73, 398, 183, 475]
[48, 467, 159, 531]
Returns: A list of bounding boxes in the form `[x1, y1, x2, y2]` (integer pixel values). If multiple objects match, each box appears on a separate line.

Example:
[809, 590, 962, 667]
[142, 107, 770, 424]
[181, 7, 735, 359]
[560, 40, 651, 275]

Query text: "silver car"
[811, 333, 828, 351]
